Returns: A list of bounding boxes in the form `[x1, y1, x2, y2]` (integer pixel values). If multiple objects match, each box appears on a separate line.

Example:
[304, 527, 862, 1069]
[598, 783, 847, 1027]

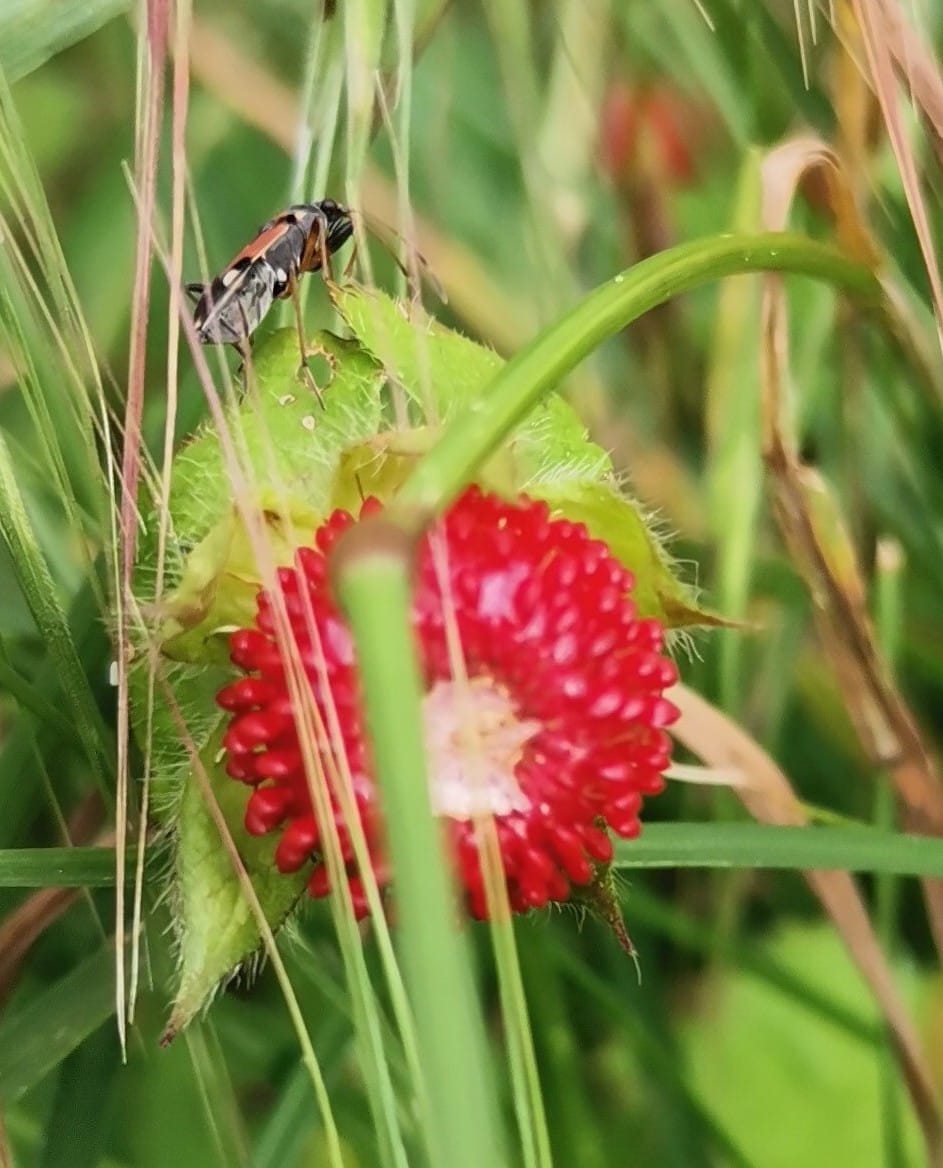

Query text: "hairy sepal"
[132, 328, 383, 1031]
[333, 285, 715, 627]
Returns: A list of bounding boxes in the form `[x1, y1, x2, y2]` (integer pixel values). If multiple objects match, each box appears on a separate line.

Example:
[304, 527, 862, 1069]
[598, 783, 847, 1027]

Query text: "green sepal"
[333, 285, 718, 628]
[332, 283, 502, 417]
[151, 329, 385, 660]
[526, 480, 725, 628]
[161, 725, 309, 1042]
[132, 327, 384, 1031]
[167, 329, 383, 542]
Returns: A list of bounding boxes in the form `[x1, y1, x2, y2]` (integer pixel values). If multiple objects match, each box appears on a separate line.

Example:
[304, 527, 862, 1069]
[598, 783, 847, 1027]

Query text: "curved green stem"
[334, 231, 884, 1168]
[394, 231, 882, 522]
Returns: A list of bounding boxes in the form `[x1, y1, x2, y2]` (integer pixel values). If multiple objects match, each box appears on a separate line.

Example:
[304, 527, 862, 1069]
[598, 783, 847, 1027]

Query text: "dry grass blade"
[0, 1105, 11, 1168]
[671, 683, 942, 1162]
[129, 0, 193, 1027]
[0, 889, 81, 1004]
[116, 0, 172, 1053]
[829, 15, 943, 406]
[760, 135, 879, 261]
[756, 133, 943, 1159]
[870, 0, 943, 166]
[760, 132, 943, 876]
[847, 0, 943, 353]
[831, 6, 881, 194]
[535, 0, 606, 245]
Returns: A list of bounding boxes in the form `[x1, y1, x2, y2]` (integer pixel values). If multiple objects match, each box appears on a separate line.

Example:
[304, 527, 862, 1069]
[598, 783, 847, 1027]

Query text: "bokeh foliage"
[2, 2, 943, 1166]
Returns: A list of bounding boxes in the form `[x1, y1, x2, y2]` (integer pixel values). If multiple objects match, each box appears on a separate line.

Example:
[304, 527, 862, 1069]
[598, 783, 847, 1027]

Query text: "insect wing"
[193, 260, 278, 345]
[260, 221, 309, 299]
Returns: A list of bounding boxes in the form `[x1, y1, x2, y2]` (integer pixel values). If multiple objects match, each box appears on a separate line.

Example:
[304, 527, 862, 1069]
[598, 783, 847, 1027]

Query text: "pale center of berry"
[422, 676, 539, 819]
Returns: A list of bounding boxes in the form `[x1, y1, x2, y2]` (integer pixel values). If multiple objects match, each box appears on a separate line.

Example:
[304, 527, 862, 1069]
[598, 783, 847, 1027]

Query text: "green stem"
[613, 821, 943, 876]
[7, 821, 943, 888]
[287, 234, 877, 1166]
[0, 847, 121, 886]
[394, 231, 882, 521]
[333, 534, 504, 1168]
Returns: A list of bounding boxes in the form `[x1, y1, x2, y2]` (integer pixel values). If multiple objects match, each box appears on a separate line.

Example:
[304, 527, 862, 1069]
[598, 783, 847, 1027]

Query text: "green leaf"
[3, 821, 942, 893]
[155, 510, 312, 666]
[0, 430, 112, 781]
[0, 636, 82, 739]
[149, 329, 385, 662]
[163, 725, 308, 1040]
[328, 427, 441, 514]
[0, 577, 110, 850]
[0, 946, 117, 1105]
[127, 656, 228, 825]
[681, 924, 923, 1167]
[0, 846, 119, 886]
[508, 392, 611, 482]
[125, 1016, 250, 1168]
[614, 822, 943, 876]
[39, 1024, 117, 1168]
[0, 0, 131, 84]
[166, 330, 383, 544]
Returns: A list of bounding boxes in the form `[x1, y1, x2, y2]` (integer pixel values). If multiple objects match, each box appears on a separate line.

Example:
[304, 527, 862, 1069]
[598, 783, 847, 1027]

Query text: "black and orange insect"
[186, 199, 353, 361]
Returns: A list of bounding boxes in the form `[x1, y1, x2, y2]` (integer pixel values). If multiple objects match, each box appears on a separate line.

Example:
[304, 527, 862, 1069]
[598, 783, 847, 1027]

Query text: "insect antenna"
[349, 210, 447, 304]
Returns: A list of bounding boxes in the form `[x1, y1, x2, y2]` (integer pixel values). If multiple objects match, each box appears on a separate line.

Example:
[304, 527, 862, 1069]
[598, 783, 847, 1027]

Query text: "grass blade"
[0, 945, 117, 1105]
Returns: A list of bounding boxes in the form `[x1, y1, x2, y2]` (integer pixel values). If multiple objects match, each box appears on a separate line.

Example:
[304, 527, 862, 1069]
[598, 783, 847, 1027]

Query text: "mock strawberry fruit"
[217, 486, 678, 919]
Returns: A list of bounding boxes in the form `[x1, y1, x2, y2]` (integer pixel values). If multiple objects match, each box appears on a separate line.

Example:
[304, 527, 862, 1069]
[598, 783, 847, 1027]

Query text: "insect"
[186, 199, 354, 363]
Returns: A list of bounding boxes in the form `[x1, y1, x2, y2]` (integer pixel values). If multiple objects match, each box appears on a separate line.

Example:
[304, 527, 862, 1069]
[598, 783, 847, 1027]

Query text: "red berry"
[217, 486, 679, 918]
[600, 81, 700, 188]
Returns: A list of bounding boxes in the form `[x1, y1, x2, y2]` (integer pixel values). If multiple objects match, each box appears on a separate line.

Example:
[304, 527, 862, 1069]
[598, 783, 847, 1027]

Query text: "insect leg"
[288, 273, 325, 408]
[235, 337, 256, 390]
[234, 299, 256, 391]
[354, 210, 447, 303]
[343, 235, 359, 280]
[312, 207, 337, 287]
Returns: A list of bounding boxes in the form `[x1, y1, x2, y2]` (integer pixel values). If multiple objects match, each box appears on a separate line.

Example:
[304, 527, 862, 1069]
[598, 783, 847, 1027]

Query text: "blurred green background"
[2, 1, 943, 1165]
